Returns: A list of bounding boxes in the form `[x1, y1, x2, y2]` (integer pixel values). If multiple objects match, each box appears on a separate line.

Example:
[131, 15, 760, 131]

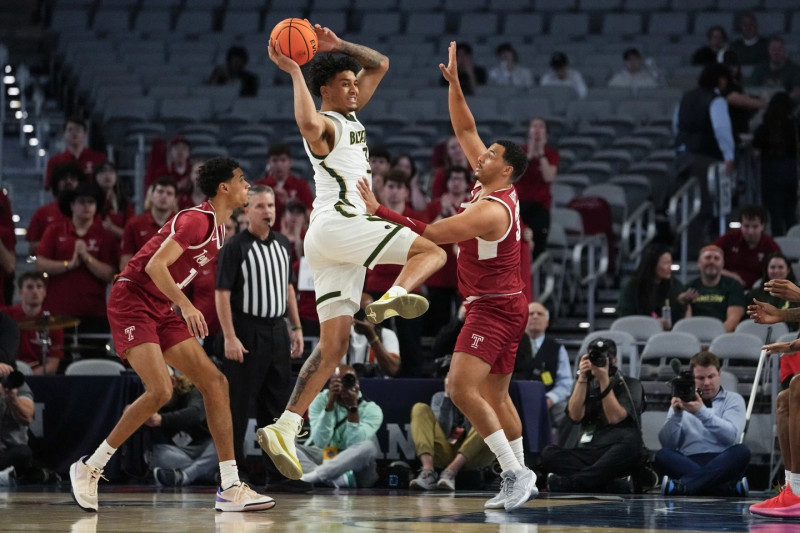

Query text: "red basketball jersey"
[457, 184, 524, 299]
[119, 201, 224, 303]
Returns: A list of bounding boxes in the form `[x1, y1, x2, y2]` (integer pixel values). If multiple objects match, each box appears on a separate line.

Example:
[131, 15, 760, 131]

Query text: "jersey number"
[514, 200, 521, 242]
[177, 268, 198, 290]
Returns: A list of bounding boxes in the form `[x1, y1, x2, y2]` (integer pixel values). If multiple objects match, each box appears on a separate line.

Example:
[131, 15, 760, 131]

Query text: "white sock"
[509, 437, 525, 468]
[791, 472, 800, 494]
[219, 460, 239, 490]
[484, 430, 522, 473]
[86, 440, 116, 470]
[280, 410, 303, 427]
[300, 470, 321, 484]
[786, 470, 792, 491]
[386, 286, 407, 298]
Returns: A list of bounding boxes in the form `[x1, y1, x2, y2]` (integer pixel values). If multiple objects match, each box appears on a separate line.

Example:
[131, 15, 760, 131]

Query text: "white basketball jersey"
[304, 110, 371, 219]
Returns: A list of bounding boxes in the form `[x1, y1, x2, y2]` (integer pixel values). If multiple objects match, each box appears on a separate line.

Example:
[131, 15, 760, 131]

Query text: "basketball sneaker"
[409, 469, 437, 490]
[215, 482, 276, 512]
[257, 418, 304, 480]
[750, 485, 800, 518]
[69, 456, 106, 513]
[436, 470, 456, 491]
[503, 467, 539, 512]
[365, 293, 429, 324]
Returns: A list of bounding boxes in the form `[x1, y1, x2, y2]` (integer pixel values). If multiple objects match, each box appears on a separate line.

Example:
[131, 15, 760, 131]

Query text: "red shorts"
[107, 280, 193, 359]
[454, 292, 528, 374]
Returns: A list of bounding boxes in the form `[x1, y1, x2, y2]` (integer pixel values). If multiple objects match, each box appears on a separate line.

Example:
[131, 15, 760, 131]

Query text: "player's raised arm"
[439, 41, 486, 168]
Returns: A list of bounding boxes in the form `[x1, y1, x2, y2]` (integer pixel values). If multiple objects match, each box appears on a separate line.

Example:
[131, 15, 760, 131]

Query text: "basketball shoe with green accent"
[257, 418, 304, 480]
[365, 293, 429, 324]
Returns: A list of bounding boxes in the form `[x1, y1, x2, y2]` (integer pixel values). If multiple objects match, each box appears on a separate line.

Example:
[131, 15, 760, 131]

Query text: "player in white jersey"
[256, 23, 446, 480]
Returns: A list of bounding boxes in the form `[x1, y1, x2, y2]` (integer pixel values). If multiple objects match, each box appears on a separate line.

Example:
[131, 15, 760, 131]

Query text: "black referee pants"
[222, 315, 292, 481]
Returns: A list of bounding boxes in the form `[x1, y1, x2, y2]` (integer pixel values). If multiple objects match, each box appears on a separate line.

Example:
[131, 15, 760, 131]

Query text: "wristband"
[369, 336, 380, 345]
[63, 260, 69, 270]
[291, 326, 302, 331]
[376, 205, 428, 235]
[85, 255, 93, 265]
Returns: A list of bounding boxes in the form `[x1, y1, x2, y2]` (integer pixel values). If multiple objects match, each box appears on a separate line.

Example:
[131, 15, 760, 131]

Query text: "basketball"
[270, 18, 317, 66]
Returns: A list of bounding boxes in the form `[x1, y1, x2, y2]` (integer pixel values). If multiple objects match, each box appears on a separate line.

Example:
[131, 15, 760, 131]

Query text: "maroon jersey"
[457, 184, 524, 300]
[120, 211, 174, 257]
[1, 305, 65, 367]
[120, 201, 224, 303]
[27, 202, 68, 243]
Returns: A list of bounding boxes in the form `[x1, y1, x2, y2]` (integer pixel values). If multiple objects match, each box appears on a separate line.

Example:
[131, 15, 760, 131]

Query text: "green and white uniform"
[303, 110, 417, 321]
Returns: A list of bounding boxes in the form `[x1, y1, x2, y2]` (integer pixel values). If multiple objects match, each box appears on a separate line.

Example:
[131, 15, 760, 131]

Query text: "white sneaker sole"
[365, 294, 429, 324]
[504, 481, 538, 512]
[215, 497, 276, 512]
[484, 498, 505, 509]
[256, 427, 303, 480]
[69, 460, 98, 513]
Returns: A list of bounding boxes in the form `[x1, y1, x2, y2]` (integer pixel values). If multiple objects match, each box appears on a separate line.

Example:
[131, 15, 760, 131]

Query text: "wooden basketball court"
[1, 486, 783, 532]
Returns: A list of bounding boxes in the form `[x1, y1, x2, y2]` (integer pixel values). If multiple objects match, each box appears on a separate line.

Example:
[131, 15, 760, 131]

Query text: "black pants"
[222, 315, 292, 482]
[520, 201, 550, 261]
[424, 287, 460, 338]
[0, 444, 32, 472]
[540, 429, 642, 490]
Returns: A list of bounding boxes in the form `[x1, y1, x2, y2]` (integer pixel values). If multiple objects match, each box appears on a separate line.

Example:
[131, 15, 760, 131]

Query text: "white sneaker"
[484, 478, 506, 509]
[0, 465, 15, 487]
[503, 468, 538, 512]
[256, 418, 303, 480]
[330, 471, 356, 488]
[409, 469, 438, 491]
[365, 293, 429, 324]
[215, 482, 276, 512]
[70, 456, 106, 513]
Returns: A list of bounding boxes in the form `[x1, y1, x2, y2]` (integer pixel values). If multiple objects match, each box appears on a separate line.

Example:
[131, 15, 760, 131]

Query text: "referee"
[215, 184, 303, 487]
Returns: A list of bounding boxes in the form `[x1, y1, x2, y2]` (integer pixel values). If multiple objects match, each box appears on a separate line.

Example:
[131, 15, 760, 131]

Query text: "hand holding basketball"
[269, 18, 317, 66]
[312, 23, 342, 53]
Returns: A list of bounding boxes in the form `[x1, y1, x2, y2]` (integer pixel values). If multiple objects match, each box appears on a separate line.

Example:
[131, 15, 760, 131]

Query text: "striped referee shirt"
[216, 229, 294, 319]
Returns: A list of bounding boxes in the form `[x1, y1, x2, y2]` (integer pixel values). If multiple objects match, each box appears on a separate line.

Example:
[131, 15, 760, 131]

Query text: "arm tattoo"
[288, 346, 322, 408]
[339, 41, 386, 70]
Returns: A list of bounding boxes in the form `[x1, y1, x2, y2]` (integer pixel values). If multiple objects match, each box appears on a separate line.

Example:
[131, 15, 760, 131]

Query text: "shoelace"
[86, 466, 108, 496]
[502, 473, 516, 496]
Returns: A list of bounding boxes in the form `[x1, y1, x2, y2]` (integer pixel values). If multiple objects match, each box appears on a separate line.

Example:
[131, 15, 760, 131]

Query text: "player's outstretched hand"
[268, 39, 300, 73]
[314, 24, 341, 53]
[357, 177, 379, 214]
[747, 298, 783, 325]
[765, 279, 800, 302]
[439, 41, 459, 85]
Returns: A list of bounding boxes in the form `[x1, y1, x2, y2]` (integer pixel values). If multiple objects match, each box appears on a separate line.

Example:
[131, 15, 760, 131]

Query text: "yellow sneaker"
[365, 293, 429, 324]
[256, 419, 303, 480]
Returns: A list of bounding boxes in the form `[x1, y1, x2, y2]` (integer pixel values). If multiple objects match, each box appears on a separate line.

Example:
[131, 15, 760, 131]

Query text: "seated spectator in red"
[27, 162, 85, 255]
[94, 161, 134, 241]
[430, 136, 472, 200]
[0, 223, 15, 308]
[208, 45, 259, 97]
[254, 143, 313, 230]
[1, 273, 65, 375]
[390, 154, 428, 212]
[145, 136, 193, 190]
[0, 189, 15, 251]
[34, 182, 119, 335]
[177, 161, 208, 211]
[44, 116, 106, 191]
[714, 205, 781, 289]
[368, 145, 391, 203]
[281, 199, 308, 265]
[120, 177, 177, 270]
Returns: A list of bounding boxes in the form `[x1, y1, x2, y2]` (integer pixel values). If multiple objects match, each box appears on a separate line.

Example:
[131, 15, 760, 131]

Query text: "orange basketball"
[270, 18, 317, 66]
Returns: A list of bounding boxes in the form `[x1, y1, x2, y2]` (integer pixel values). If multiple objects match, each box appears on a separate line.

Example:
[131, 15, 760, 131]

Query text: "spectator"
[714, 205, 781, 289]
[721, 51, 767, 143]
[297, 365, 383, 488]
[409, 373, 494, 491]
[424, 166, 470, 335]
[177, 161, 208, 211]
[389, 153, 427, 212]
[44, 116, 106, 191]
[607, 48, 660, 89]
[27, 161, 85, 255]
[93, 161, 134, 241]
[35, 182, 119, 336]
[0, 362, 35, 486]
[149, 369, 219, 487]
[657, 351, 750, 496]
[617, 242, 691, 329]
[542, 338, 645, 493]
[208, 45, 259, 97]
[145, 136, 193, 191]
[488, 43, 533, 88]
[346, 293, 401, 378]
[280, 199, 308, 264]
[119, 178, 177, 270]
[683, 245, 746, 332]
[691, 25, 728, 66]
[540, 52, 587, 99]
[368, 145, 391, 203]
[254, 143, 314, 230]
[438, 42, 486, 95]
[517, 117, 559, 260]
[430, 136, 472, 200]
[752, 91, 800, 236]
[729, 12, 769, 66]
[0, 273, 65, 375]
[747, 253, 800, 326]
[749, 36, 800, 101]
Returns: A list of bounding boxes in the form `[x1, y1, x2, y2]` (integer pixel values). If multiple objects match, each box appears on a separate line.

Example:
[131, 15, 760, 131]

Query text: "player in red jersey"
[357, 41, 537, 512]
[69, 158, 274, 514]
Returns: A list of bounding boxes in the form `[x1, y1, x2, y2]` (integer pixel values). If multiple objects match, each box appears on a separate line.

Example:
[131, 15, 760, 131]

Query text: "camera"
[671, 370, 699, 402]
[1, 370, 24, 390]
[587, 338, 614, 367]
[341, 373, 357, 391]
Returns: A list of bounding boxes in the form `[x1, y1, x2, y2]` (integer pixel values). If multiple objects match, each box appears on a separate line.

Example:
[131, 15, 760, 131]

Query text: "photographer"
[0, 368, 34, 485]
[297, 365, 384, 488]
[656, 351, 750, 496]
[541, 338, 645, 493]
[344, 293, 401, 377]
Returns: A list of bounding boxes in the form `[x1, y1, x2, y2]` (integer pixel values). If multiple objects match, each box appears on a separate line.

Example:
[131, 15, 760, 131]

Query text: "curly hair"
[306, 54, 362, 98]
[197, 157, 240, 198]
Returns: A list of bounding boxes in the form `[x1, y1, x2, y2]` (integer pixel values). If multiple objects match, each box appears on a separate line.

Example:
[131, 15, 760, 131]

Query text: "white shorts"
[304, 208, 418, 322]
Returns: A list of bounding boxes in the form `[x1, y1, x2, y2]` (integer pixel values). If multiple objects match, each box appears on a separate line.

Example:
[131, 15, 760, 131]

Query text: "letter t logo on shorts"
[125, 326, 135, 341]
[471, 333, 484, 349]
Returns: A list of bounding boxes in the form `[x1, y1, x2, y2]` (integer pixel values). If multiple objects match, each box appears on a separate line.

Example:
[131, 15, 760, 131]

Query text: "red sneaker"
[750, 486, 800, 517]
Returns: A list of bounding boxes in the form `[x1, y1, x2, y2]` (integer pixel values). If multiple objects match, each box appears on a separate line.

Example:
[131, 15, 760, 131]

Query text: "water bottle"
[662, 305, 672, 330]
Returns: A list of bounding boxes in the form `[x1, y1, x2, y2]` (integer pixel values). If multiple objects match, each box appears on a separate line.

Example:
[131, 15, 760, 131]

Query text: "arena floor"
[0, 485, 788, 532]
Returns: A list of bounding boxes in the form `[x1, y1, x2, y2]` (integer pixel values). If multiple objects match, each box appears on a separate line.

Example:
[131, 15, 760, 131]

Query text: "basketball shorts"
[304, 208, 418, 322]
[107, 280, 194, 359]
[454, 292, 528, 374]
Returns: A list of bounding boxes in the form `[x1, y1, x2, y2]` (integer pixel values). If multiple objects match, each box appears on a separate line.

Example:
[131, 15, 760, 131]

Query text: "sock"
[484, 429, 522, 473]
[791, 473, 800, 494]
[219, 460, 239, 490]
[509, 437, 525, 468]
[280, 410, 303, 428]
[786, 470, 792, 491]
[86, 440, 116, 470]
[386, 286, 407, 298]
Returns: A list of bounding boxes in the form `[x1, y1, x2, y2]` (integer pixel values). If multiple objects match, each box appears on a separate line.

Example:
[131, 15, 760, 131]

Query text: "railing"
[620, 200, 656, 269]
[571, 234, 609, 331]
[530, 250, 556, 307]
[707, 162, 734, 237]
[667, 177, 702, 284]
